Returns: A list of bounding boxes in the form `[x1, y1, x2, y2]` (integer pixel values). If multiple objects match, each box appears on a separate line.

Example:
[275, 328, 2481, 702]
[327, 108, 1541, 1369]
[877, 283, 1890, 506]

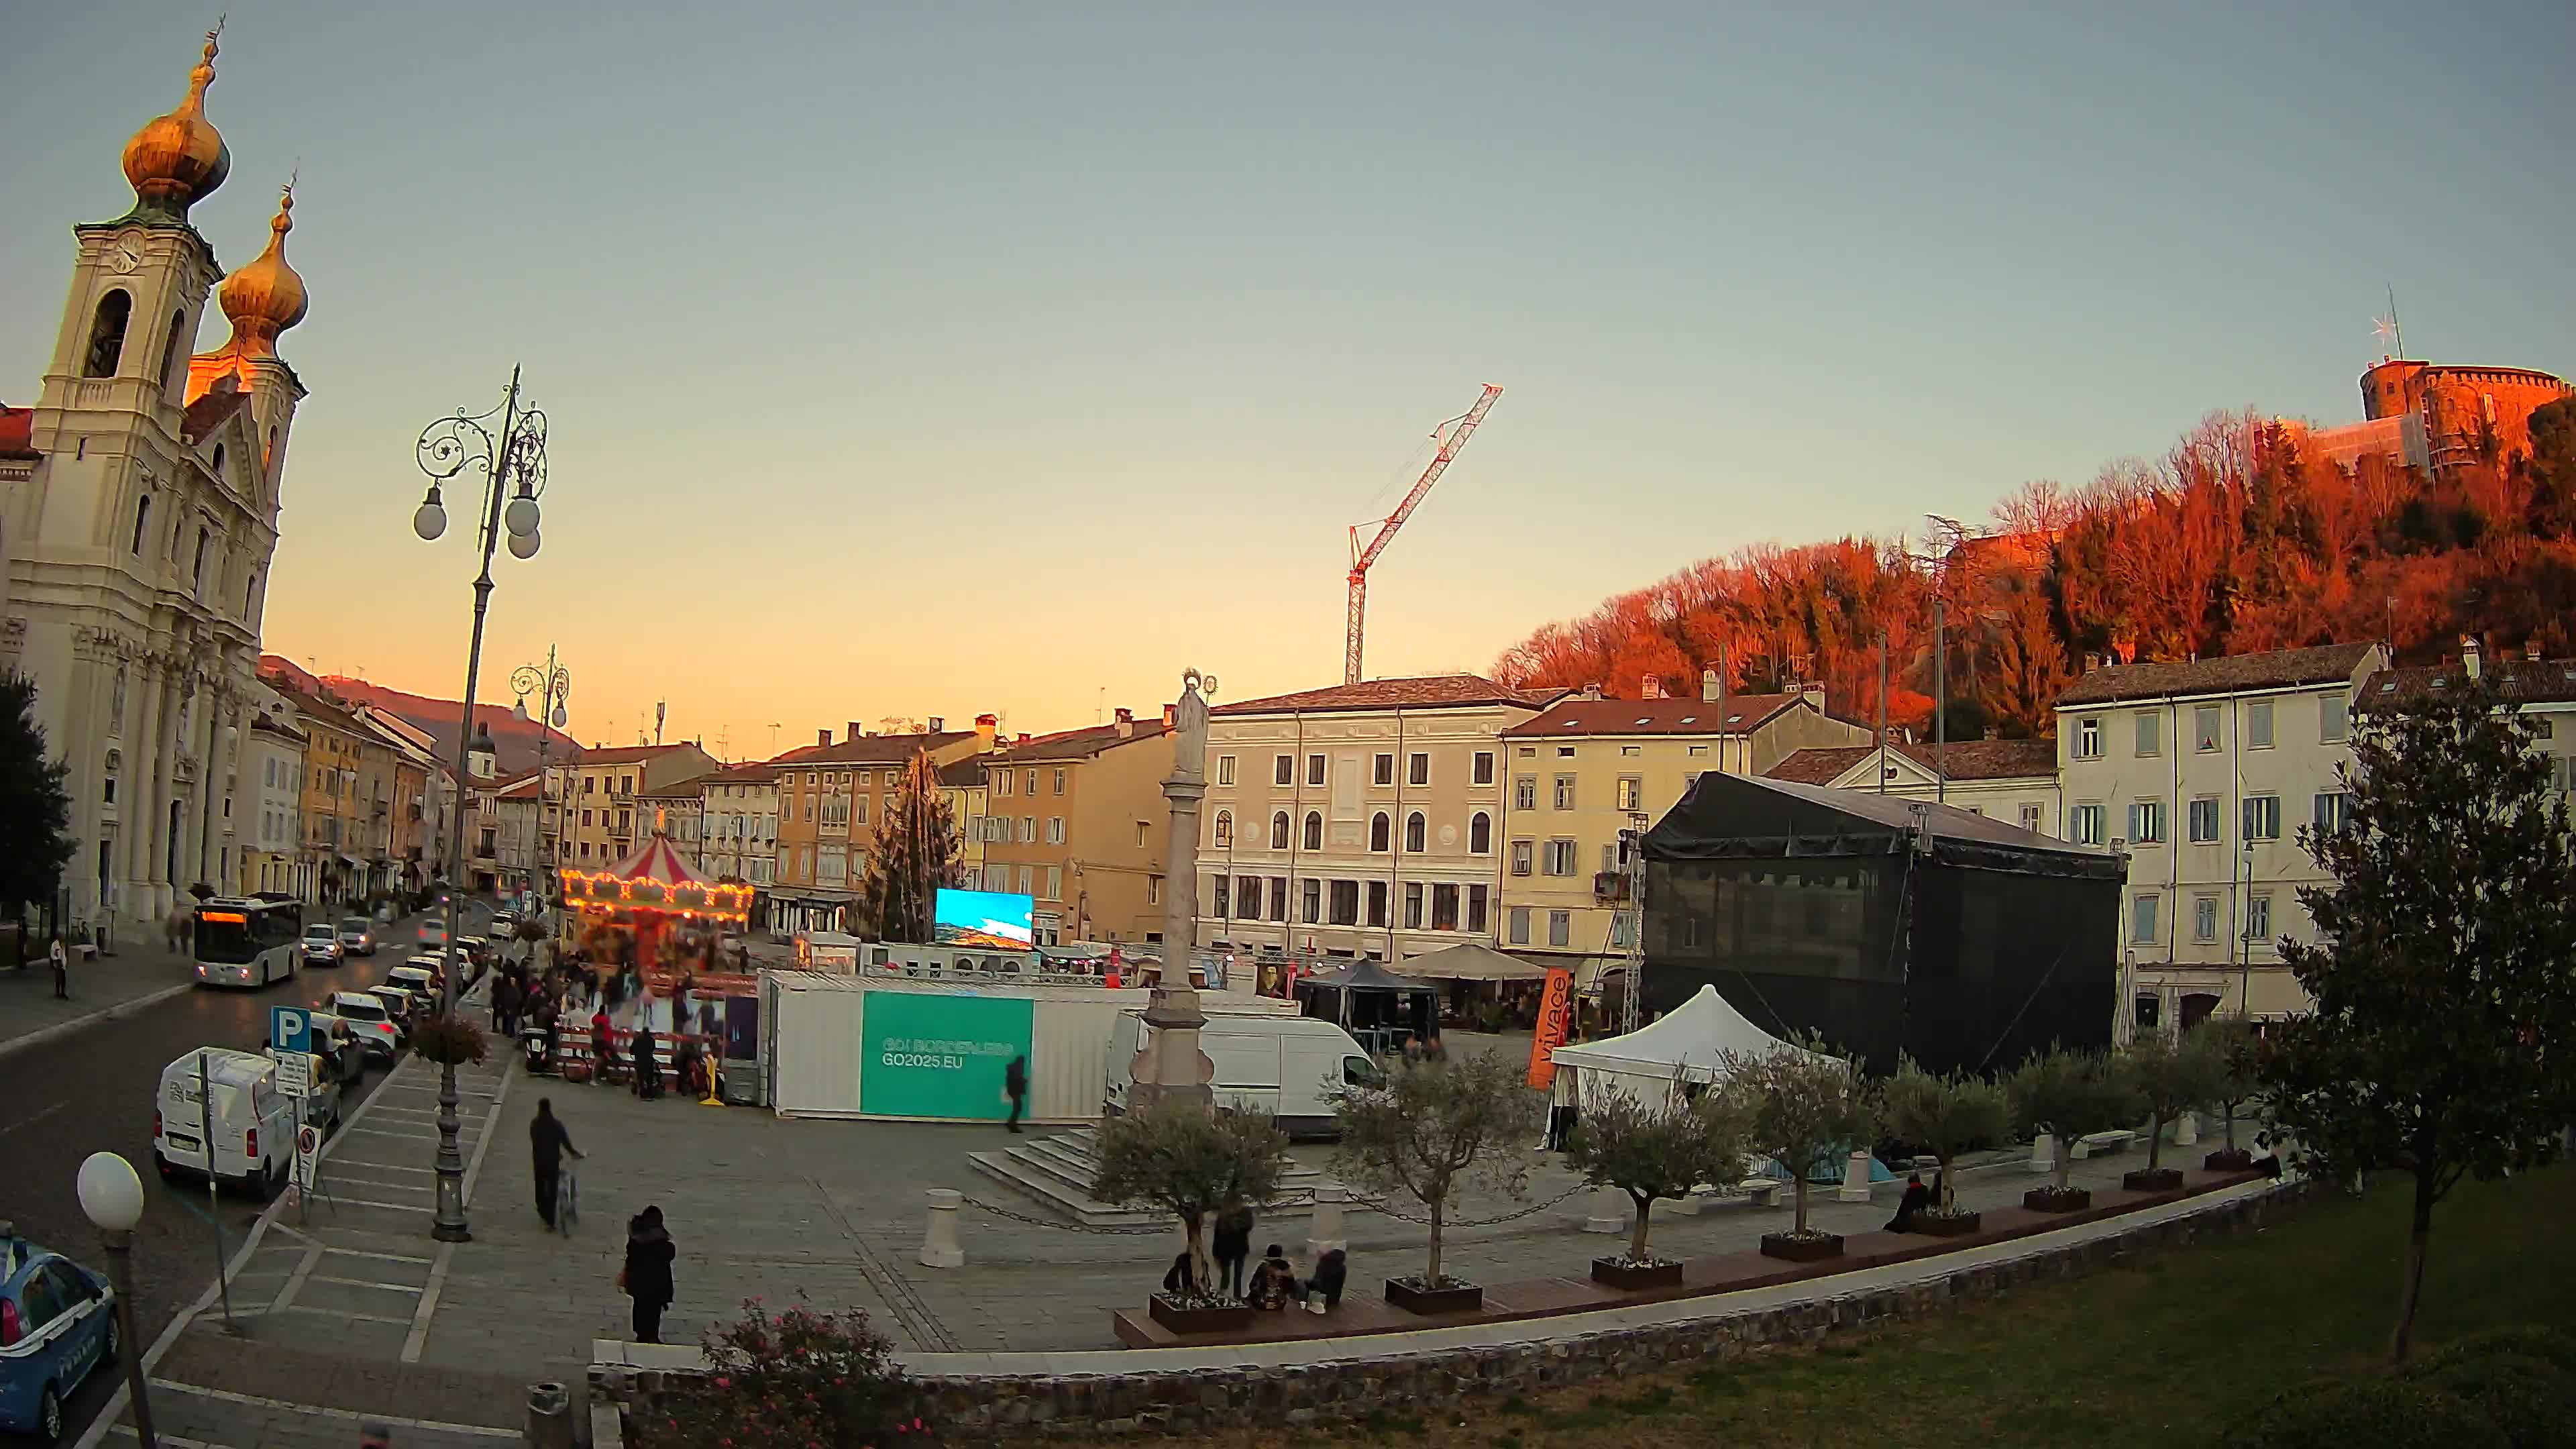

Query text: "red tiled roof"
[2053, 643, 2380, 708]
[2363, 655, 2576, 708]
[574, 743, 708, 766]
[1212, 675, 1558, 716]
[936, 757, 988, 788]
[1765, 737, 2059, 786]
[989, 720, 1169, 763]
[0, 405, 36, 460]
[773, 731, 975, 767]
[265, 665, 578, 775]
[1500, 694, 1805, 739]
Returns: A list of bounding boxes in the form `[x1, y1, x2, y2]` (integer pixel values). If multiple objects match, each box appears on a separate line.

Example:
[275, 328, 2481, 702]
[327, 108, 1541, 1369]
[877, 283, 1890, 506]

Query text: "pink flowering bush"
[631, 1299, 916, 1448]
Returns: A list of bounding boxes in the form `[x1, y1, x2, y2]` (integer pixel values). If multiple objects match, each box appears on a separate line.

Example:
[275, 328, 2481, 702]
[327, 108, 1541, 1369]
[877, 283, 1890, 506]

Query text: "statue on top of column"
[1174, 667, 1215, 780]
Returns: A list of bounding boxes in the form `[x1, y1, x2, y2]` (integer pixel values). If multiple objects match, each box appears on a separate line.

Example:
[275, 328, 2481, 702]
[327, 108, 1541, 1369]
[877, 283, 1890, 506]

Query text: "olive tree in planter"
[2196, 1017, 2263, 1171]
[1878, 1057, 2008, 1236]
[1091, 1101, 1289, 1334]
[1330, 1051, 1537, 1314]
[2007, 1046, 2141, 1212]
[1564, 1077, 1754, 1289]
[1725, 1036, 1876, 1263]
[2123, 1027, 2224, 1191]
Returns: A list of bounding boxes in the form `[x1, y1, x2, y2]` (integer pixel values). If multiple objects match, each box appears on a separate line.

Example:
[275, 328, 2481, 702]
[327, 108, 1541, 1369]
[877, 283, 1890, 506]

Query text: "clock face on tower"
[107, 238, 144, 275]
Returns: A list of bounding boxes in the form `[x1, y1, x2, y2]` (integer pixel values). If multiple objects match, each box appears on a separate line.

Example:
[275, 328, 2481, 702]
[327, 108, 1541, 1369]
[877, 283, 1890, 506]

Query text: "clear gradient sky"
[7, 3, 2571, 758]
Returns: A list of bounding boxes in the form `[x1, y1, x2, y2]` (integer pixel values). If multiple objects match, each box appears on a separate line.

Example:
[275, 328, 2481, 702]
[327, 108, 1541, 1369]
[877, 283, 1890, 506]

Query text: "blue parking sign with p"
[272, 1006, 311, 1054]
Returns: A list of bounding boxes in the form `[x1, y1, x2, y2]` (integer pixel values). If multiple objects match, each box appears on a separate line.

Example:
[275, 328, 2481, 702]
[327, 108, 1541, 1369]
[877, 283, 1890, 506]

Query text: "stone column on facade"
[129, 662, 178, 930]
[1127, 669, 1216, 1114]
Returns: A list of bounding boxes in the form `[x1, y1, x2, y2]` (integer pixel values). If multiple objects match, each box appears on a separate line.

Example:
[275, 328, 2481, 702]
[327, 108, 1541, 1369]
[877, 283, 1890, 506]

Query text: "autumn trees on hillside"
[1493, 397, 2576, 739]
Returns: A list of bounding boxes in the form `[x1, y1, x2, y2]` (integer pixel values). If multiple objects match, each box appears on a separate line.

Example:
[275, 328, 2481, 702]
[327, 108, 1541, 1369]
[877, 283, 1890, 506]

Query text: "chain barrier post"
[920, 1188, 965, 1269]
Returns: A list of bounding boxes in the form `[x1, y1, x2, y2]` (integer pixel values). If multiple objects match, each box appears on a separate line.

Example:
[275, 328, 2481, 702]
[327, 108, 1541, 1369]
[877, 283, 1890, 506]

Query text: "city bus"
[193, 897, 305, 988]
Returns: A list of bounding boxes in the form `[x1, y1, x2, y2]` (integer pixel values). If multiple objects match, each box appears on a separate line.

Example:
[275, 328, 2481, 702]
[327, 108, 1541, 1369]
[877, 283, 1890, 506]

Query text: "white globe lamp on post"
[76, 1151, 157, 1448]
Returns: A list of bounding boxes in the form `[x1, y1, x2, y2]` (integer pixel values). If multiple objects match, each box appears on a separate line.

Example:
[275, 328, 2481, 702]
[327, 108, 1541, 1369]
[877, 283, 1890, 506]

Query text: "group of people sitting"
[1165, 1242, 1347, 1313]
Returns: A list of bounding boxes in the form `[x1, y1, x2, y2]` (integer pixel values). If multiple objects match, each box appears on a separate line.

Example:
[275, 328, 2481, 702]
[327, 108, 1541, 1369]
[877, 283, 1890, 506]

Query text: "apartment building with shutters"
[975, 710, 1172, 947]
[553, 742, 719, 872]
[769, 720, 987, 935]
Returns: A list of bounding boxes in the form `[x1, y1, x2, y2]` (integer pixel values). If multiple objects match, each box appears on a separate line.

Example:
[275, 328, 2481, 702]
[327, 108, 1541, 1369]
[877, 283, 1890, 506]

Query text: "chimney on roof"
[1162, 702, 1177, 729]
[1701, 667, 1719, 703]
[1641, 675, 1664, 700]
[928, 716, 945, 733]
[848, 720, 864, 741]
[1801, 683, 1825, 713]
[1016, 733, 1030, 745]
[2083, 653, 2100, 674]
[1582, 683, 1602, 700]
[1114, 707, 1136, 739]
[2461, 635, 2481, 680]
[2528, 639, 2544, 663]
[975, 713, 998, 749]
[818, 728, 832, 747]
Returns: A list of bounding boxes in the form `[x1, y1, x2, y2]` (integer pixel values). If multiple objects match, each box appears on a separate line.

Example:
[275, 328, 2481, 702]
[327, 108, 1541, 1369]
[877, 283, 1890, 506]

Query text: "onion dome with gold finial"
[120, 25, 231, 219]
[216, 183, 308, 355]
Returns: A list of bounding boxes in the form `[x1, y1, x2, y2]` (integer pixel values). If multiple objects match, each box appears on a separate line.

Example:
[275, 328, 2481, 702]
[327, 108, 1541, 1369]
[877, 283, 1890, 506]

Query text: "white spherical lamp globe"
[412, 498, 447, 542]
[503, 494, 540, 538]
[76, 1150, 145, 1232]
[506, 528, 540, 560]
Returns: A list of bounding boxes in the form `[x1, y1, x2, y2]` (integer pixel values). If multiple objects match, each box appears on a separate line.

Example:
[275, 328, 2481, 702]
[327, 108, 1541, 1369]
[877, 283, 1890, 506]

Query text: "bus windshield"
[195, 916, 262, 964]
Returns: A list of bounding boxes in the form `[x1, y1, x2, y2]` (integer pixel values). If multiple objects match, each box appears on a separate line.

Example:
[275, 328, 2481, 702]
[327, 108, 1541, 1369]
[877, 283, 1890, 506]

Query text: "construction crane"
[1344, 384, 1503, 686]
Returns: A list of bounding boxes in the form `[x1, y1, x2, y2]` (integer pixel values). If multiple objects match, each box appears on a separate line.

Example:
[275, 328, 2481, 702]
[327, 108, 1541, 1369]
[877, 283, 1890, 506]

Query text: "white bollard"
[1304, 1183, 1348, 1271]
[2028, 1132, 2055, 1175]
[2175, 1111, 2199, 1147]
[1582, 1185, 1629, 1234]
[918, 1188, 965, 1269]
[1665, 1187, 1702, 1217]
[1836, 1150, 1872, 1203]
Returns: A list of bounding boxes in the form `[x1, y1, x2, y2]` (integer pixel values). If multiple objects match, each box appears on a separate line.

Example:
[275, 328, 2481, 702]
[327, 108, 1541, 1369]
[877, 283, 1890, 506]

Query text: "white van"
[1103, 1010, 1377, 1139]
[152, 1049, 298, 1197]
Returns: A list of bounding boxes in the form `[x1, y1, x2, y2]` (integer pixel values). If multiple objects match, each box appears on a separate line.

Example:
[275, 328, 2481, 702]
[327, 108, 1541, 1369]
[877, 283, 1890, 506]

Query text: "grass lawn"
[1094, 1167, 2571, 1449]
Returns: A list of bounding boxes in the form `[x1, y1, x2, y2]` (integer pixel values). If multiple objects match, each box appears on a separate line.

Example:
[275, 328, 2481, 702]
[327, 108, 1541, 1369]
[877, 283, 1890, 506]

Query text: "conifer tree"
[0, 672, 74, 922]
[854, 750, 961, 943]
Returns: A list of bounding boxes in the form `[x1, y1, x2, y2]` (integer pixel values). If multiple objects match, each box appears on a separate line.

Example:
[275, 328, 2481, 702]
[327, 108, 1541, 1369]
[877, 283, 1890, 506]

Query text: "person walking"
[632, 1027, 661, 1101]
[494, 973, 523, 1042]
[1003, 1054, 1028, 1134]
[1212, 1198, 1254, 1300]
[590, 1007, 614, 1086]
[529, 1097, 583, 1230]
[48, 934, 69, 1000]
[621, 1205, 676, 1344]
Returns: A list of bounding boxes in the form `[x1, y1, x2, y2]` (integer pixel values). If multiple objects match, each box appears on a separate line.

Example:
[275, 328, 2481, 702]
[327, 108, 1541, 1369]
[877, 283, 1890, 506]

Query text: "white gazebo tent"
[1550, 983, 1829, 1111]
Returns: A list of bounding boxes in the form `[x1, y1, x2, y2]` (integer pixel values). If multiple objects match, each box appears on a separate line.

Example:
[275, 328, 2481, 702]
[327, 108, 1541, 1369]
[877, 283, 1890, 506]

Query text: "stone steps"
[967, 1126, 1324, 1228]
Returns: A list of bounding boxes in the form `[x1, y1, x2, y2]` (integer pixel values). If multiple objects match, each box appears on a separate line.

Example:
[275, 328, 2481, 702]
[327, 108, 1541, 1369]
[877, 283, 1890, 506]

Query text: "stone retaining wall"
[594, 1179, 2316, 1438]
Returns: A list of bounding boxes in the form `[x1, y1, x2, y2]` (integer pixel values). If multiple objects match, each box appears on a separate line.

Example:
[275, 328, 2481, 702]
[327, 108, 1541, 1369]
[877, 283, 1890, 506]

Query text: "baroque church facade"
[1, 28, 312, 932]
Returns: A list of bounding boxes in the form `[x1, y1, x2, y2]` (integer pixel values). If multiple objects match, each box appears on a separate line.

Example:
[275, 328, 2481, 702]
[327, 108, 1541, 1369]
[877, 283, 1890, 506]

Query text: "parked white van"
[151, 1049, 298, 1197]
[1103, 1010, 1377, 1139]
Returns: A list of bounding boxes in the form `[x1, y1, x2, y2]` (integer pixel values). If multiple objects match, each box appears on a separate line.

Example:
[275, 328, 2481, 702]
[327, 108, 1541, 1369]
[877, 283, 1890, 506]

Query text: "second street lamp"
[411, 366, 550, 1242]
[512, 649, 572, 902]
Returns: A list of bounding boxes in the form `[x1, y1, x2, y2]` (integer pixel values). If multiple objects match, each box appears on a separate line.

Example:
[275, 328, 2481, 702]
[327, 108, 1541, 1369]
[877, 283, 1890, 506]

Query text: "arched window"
[156, 310, 186, 398]
[211, 443, 225, 477]
[1469, 811, 1491, 854]
[244, 571, 258, 619]
[129, 494, 152, 555]
[192, 526, 210, 590]
[1271, 811, 1290, 849]
[1369, 812, 1390, 852]
[1213, 810, 1232, 849]
[85, 290, 132, 378]
[1303, 811, 1323, 851]
[1405, 812, 1426, 853]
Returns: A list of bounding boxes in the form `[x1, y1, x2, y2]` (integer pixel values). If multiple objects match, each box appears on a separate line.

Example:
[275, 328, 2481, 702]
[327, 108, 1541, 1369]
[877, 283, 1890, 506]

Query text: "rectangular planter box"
[1914, 1210, 1982, 1238]
[1383, 1277, 1483, 1315]
[2023, 1187, 2093, 1214]
[1758, 1232, 1844, 1263]
[1147, 1295, 1255, 1336]
[2123, 1167, 2185, 1193]
[1590, 1256, 1685, 1291]
[2203, 1148, 2255, 1173]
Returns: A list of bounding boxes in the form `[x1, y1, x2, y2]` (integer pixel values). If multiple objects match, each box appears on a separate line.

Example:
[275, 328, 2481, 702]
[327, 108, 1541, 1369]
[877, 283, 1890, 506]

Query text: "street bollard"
[1836, 1150, 1872, 1203]
[1582, 1185, 1627, 1234]
[524, 1382, 574, 1449]
[1303, 1183, 1348, 1271]
[2028, 1132, 2055, 1175]
[919, 1188, 965, 1269]
[2175, 1111, 2198, 1147]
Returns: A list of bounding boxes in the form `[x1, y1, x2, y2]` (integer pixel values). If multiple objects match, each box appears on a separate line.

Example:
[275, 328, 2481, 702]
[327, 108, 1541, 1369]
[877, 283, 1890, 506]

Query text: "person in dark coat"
[529, 1097, 582, 1228]
[1310, 1248, 1348, 1311]
[633, 1028, 661, 1101]
[1161, 1251, 1197, 1297]
[590, 1008, 613, 1085]
[1248, 1244, 1300, 1310]
[673, 1033, 704, 1099]
[494, 974, 523, 1040]
[622, 1206, 676, 1343]
[1003, 1055, 1028, 1134]
[1886, 1173, 1931, 1232]
[1211, 1200, 1255, 1299]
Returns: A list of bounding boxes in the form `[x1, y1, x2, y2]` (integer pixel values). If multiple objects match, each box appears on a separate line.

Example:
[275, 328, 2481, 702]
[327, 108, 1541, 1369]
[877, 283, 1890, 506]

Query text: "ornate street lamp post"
[411, 367, 548, 1242]
[76, 1151, 156, 1448]
[512, 648, 572, 901]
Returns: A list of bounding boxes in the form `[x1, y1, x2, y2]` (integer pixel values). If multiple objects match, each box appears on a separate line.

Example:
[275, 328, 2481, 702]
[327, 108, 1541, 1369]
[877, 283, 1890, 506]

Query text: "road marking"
[401, 1242, 455, 1363]
[143, 1377, 521, 1437]
[458, 1045, 515, 1210]
[109, 1428, 236, 1448]
[272, 1303, 415, 1326]
[0, 981, 195, 1062]
[268, 1247, 323, 1314]
[323, 1246, 435, 1266]
[319, 1195, 435, 1214]
[312, 1274, 427, 1294]
[0, 1099, 69, 1136]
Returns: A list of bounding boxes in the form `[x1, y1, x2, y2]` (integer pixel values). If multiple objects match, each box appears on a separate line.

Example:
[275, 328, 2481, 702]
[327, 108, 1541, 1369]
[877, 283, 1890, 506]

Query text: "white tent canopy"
[1399, 943, 1548, 982]
[1550, 983, 1833, 1108]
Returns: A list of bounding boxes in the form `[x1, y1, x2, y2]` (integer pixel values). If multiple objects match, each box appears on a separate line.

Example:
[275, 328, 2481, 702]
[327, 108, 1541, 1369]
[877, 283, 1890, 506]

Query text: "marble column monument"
[1127, 668, 1218, 1113]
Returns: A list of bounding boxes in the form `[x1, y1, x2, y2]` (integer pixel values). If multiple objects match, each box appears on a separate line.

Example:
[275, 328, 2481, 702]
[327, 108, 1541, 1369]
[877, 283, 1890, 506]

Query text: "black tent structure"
[1640, 773, 2124, 1076]
[1296, 959, 1440, 1048]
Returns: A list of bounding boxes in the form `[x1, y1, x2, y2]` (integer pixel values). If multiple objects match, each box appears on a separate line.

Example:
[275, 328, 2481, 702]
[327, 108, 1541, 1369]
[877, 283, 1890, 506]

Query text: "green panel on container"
[859, 991, 1034, 1120]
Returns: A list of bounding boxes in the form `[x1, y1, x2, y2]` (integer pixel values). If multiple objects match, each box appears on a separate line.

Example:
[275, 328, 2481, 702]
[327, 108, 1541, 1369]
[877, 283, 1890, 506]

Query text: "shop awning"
[1400, 942, 1549, 981]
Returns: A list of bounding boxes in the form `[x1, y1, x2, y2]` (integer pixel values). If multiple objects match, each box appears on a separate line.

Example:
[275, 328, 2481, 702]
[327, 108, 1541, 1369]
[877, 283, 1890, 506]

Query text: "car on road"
[152, 1049, 297, 1198]
[386, 964, 441, 1014]
[337, 917, 378, 956]
[367, 983, 420, 1034]
[299, 922, 343, 968]
[0, 1228, 119, 1444]
[331, 991, 403, 1061]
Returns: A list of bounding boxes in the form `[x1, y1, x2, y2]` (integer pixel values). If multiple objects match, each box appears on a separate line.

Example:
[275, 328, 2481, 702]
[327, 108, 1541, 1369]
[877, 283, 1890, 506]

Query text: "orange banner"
[1526, 967, 1576, 1089]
